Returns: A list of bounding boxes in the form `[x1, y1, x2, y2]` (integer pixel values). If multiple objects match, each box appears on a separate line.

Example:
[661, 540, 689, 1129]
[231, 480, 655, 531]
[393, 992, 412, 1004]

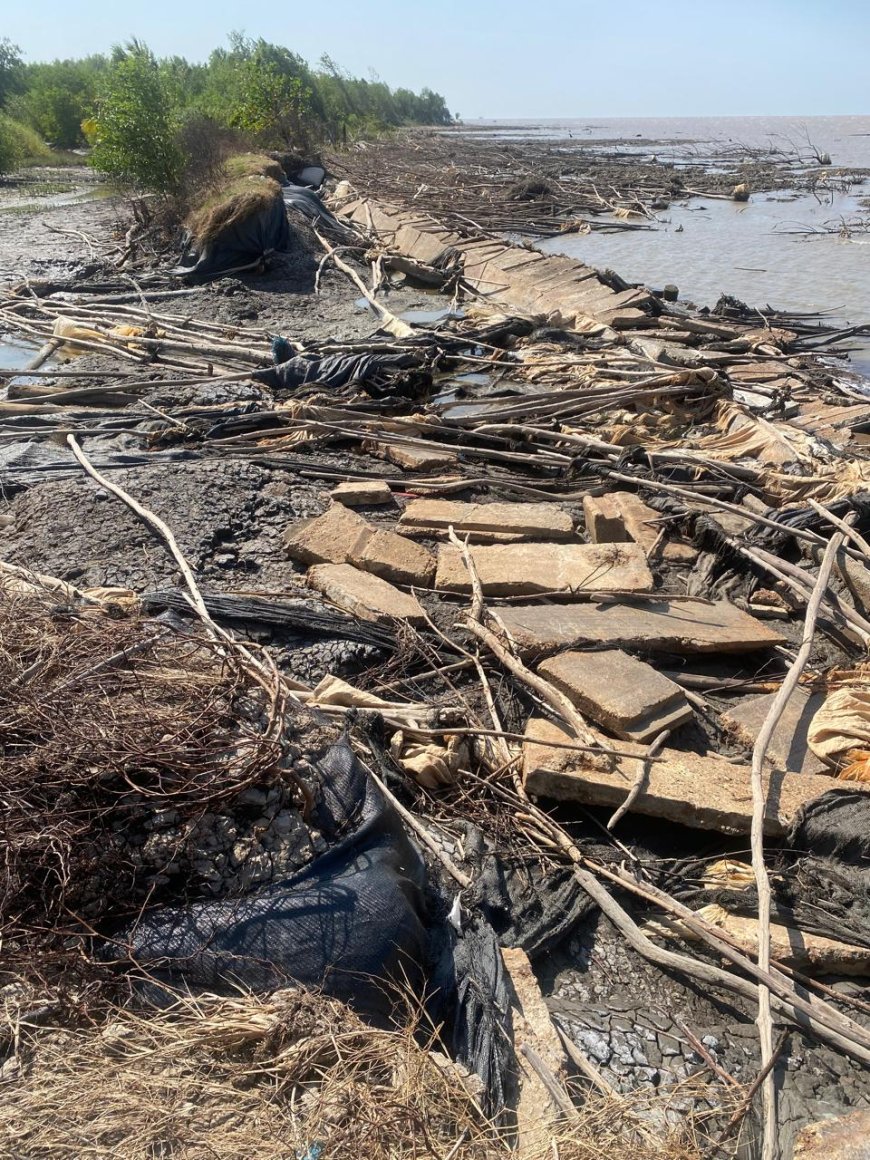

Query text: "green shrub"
[0, 112, 50, 173]
[90, 42, 182, 195]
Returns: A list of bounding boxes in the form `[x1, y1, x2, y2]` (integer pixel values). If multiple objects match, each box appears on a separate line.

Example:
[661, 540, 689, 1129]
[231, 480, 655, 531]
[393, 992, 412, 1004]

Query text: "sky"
[4, 0, 868, 118]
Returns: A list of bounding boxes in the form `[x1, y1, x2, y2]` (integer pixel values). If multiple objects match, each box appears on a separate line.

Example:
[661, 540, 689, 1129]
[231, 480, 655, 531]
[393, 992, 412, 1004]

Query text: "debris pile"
[2, 143, 870, 1159]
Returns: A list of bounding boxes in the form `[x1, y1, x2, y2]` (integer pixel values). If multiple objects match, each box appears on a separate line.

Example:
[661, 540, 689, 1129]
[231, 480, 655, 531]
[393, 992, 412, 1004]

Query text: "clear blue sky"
[5, 0, 868, 118]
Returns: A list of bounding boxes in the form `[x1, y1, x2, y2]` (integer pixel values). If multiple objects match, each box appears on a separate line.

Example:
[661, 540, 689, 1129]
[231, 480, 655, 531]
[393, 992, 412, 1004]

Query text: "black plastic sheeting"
[122, 741, 427, 1020]
[115, 739, 587, 1119]
[255, 350, 425, 393]
[174, 194, 291, 279]
[173, 184, 347, 279]
[688, 789, 870, 953]
[282, 184, 345, 232]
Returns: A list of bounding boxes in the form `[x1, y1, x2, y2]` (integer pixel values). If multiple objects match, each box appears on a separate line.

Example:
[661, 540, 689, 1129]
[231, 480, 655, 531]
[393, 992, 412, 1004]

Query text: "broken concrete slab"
[286, 504, 434, 587]
[498, 598, 784, 655]
[522, 717, 855, 837]
[656, 905, 870, 975]
[583, 491, 696, 564]
[349, 528, 436, 587]
[720, 687, 828, 775]
[329, 480, 394, 507]
[502, 946, 568, 1153]
[284, 502, 370, 566]
[306, 563, 426, 623]
[795, 1110, 870, 1160]
[340, 196, 653, 329]
[435, 542, 653, 596]
[399, 498, 575, 541]
[385, 443, 457, 471]
[537, 649, 692, 742]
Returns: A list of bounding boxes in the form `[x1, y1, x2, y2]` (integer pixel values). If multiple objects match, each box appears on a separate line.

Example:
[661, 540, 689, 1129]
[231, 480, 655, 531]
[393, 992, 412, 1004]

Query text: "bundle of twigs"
[0, 572, 304, 968]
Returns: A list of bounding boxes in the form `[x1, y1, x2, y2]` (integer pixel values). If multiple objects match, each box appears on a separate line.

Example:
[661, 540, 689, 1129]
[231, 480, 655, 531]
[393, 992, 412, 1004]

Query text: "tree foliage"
[0, 39, 24, 108]
[90, 43, 183, 194]
[9, 58, 105, 147]
[3, 36, 452, 187]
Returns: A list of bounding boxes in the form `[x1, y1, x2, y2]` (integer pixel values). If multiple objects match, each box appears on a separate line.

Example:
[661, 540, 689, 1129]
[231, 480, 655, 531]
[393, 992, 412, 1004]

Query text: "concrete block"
[538, 649, 692, 742]
[283, 503, 369, 566]
[522, 717, 853, 836]
[385, 444, 457, 471]
[435, 542, 653, 596]
[350, 528, 435, 587]
[498, 598, 784, 655]
[720, 687, 828, 775]
[400, 498, 575, 541]
[329, 480, 394, 507]
[306, 563, 426, 623]
[583, 491, 695, 563]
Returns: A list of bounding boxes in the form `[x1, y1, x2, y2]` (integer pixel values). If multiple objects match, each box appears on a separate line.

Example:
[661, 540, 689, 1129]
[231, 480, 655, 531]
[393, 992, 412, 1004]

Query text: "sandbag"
[175, 195, 291, 278]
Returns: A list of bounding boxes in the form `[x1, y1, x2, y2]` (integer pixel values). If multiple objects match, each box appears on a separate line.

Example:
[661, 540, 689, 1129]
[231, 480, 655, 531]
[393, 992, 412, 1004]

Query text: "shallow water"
[538, 187, 870, 374]
[459, 115, 870, 376]
[451, 114, 870, 168]
[539, 188, 869, 317]
[0, 334, 39, 370]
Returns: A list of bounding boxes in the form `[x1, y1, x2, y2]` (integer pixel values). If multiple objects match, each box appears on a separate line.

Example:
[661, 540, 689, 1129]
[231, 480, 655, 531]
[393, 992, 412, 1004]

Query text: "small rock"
[330, 480, 393, 507]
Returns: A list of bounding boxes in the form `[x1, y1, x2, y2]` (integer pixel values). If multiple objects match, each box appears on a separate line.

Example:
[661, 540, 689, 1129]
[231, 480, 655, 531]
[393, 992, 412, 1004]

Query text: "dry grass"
[223, 152, 287, 182]
[0, 576, 301, 981]
[185, 176, 282, 244]
[183, 152, 286, 243]
[2, 987, 716, 1160]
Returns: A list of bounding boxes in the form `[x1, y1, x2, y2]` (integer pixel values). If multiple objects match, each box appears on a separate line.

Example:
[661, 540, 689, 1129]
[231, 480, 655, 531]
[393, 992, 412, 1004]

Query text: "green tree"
[199, 37, 316, 148]
[13, 58, 104, 147]
[0, 38, 23, 108]
[90, 42, 182, 194]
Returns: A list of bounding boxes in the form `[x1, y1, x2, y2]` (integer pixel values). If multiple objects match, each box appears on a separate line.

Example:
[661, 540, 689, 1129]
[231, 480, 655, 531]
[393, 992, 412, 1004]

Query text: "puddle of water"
[0, 335, 56, 392]
[353, 297, 465, 325]
[398, 307, 465, 324]
[0, 335, 40, 370]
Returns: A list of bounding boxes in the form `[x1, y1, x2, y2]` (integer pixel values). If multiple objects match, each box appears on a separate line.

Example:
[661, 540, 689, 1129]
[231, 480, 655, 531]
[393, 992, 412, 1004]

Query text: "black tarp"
[174, 194, 291, 279]
[122, 741, 428, 1020]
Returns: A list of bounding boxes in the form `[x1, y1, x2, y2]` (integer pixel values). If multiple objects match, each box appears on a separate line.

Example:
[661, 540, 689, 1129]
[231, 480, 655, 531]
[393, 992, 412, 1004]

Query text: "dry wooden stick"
[749, 525, 846, 1160]
[606, 728, 671, 830]
[64, 436, 303, 807]
[313, 227, 414, 339]
[448, 525, 484, 623]
[809, 498, 870, 560]
[363, 761, 471, 889]
[713, 1031, 788, 1151]
[488, 769, 870, 1061]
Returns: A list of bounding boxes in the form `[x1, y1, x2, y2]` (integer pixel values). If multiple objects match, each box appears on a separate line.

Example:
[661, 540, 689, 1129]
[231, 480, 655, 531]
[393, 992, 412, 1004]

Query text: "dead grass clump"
[506, 177, 555, 201]
[185, 175, 282, 244]
[224, 151, 287, 183]
[0, 576, 296, 976]
[2, 987, 713, 1160]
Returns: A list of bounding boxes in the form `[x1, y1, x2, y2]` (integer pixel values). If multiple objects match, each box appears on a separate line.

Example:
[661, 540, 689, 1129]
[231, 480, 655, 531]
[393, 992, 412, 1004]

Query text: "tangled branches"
[0, 575, 312, 980]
